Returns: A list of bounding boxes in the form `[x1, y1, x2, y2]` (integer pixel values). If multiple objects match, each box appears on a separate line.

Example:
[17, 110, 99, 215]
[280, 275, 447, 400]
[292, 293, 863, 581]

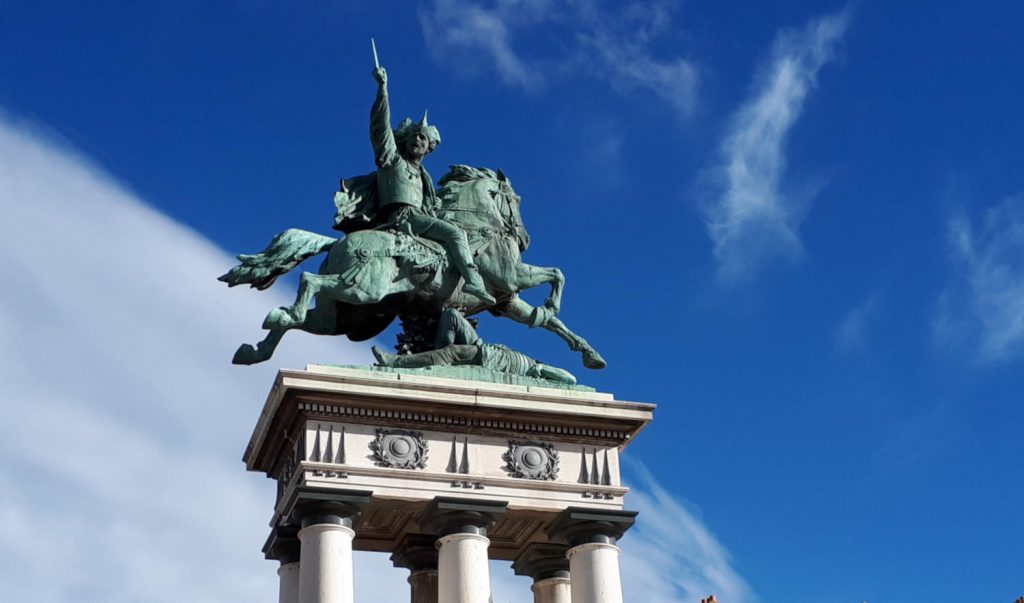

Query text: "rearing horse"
[220, 165, 606, 369]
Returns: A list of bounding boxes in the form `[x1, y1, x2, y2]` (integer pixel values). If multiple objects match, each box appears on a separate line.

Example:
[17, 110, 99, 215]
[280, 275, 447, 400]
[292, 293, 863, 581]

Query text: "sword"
[371, 38, 380, 69]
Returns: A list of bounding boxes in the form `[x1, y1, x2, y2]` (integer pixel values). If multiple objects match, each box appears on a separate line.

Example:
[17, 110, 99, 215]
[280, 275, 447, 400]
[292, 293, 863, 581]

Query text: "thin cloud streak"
[936, 196, 1024, 362]
[621, 462, 754, 603]
[419, 0, 542, 90]
[836, 291, 882, 352]
[0, 111, 749, 601]
[0, 109, 380, 602]
[419, 0, 699, 116]
[702, 9, 850, 282]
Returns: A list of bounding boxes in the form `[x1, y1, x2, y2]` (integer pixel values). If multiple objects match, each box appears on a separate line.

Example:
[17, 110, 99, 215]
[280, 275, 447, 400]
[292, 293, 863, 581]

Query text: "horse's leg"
[233, 328, 286, 365]
[233, 299, 343, 365]
[494, 297, 607, 369]
[265, 254, 413, 330]
[262, 272, 339, 329]
[512, 262, 565, 318]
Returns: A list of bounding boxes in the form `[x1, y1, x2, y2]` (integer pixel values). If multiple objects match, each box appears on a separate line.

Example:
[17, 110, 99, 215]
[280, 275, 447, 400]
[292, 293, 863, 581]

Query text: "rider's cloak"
[333, 172, 382, 234]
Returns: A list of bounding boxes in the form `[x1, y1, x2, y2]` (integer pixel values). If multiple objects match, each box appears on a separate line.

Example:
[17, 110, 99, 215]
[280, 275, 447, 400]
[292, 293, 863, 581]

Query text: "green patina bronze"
[220, 48, 604, 383]
[331, 365, 596, 392]
[372, 309, 578, 385]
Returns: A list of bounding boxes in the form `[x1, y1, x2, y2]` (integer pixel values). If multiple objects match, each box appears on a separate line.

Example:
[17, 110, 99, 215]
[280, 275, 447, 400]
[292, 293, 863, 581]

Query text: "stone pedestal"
[245, 366, 655, 603]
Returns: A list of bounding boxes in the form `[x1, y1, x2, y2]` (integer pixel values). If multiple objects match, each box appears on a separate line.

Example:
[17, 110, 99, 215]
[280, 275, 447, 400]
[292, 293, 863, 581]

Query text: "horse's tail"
[218, 228, 337, 290]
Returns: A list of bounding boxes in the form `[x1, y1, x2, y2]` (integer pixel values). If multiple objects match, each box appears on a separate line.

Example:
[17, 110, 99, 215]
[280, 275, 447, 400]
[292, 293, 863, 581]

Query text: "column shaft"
[408, 569, 439, 603]
[278, 562, 301, 603]
[567, 542, 623, 603]
[437, 533, 492, 603]
[531, 576, 571, 603]
[297, 524, 356, 603]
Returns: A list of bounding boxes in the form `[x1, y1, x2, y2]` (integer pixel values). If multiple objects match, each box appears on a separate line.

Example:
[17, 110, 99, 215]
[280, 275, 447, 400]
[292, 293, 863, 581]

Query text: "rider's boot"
[461, 266, 496, 305]
[443, 234, 497, 305]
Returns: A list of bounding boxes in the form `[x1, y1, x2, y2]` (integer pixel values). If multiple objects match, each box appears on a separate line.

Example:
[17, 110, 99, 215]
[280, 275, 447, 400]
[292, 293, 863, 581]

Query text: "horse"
[220, 165, 606, 369]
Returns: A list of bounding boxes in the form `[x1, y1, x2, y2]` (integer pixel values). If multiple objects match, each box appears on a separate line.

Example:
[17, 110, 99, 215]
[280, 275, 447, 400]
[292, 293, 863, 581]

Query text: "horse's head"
[438, 165, 531, 252]
[493, 169, 530, 252]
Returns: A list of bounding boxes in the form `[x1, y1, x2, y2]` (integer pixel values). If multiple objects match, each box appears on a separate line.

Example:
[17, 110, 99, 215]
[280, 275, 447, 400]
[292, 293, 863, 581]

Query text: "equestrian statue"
[219, 44, 605, 382]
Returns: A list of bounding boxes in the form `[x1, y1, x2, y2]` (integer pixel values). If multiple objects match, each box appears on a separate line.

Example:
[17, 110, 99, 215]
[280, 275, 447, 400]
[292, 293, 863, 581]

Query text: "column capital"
[283, 486, 373, 528]
[512, 542, 570, 581]
[390, 534, 439, 573]
[264, 525, 301, 566]
[546, 507, 637, 547]
[419, 496, 508, 537]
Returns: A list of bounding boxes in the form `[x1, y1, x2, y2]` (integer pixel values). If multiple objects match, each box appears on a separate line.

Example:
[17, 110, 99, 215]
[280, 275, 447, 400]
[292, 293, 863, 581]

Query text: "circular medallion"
[370, 429, 428, 470]
[503, 440, 559, 480]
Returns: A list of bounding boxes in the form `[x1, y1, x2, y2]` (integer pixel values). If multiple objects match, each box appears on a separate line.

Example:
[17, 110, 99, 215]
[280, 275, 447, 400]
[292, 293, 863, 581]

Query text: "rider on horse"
[348, 64, 496, 305]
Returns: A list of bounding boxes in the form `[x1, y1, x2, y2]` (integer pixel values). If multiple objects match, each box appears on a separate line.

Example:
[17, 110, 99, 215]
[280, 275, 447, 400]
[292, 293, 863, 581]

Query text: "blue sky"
[1, 1, 1022, 602]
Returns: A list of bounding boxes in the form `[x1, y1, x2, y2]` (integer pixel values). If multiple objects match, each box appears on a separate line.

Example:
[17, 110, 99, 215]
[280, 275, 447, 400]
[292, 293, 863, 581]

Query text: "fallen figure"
[372, 309, 576, 385]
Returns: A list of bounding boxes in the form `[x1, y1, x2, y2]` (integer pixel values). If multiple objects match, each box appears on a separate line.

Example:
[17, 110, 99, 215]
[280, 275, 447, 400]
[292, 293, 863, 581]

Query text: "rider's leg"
[407, 214, 496, 304]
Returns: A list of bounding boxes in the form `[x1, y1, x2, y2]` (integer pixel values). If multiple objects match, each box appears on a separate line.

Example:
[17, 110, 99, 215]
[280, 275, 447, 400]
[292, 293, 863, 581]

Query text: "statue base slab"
[326, 364, 595, 391]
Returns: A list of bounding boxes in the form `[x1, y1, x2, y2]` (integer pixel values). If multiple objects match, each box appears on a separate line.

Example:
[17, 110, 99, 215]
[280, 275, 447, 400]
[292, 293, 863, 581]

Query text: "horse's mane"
[438, 164, 498, 187]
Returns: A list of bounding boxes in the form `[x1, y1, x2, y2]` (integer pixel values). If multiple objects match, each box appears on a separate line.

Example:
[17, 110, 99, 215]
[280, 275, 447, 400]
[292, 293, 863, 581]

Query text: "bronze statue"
[219, 44, 605, 382]
[366, 63, 494, 305]
[373, 309, 576, 385]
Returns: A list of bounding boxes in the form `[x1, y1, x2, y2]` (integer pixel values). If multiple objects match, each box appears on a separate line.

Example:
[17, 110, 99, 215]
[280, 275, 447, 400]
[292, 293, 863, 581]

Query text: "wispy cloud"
[621, 462, 754, 603]
[490, 460, 755, 603]
[0, 110, 376, 602]
[702, 9, 850, 282]
[0, 110, 748, 601]
[935, 196, 1024, 362]
[836, 291, 882, 352]
[419, 0, 699, 116]
[418, 0, 544, 90]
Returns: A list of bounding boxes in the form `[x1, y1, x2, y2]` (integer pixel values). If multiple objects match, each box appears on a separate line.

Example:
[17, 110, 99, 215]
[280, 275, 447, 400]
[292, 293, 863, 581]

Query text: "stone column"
[391, 534, 440, 603]
[265, 526, 301, 603]
[547, 508, 638, 603]
[512, 543, 571, 603]
[291, 493, 371, 603]
[420, 497, 508, 603]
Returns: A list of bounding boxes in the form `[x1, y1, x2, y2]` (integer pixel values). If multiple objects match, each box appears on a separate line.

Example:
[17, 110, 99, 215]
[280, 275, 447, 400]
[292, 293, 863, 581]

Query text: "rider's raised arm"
[370, 67, 400, 168]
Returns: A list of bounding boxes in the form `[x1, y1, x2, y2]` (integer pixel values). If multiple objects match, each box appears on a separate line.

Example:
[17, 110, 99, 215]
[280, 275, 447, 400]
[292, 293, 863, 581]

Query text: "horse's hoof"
[232, 343, 260, 365]
[582, 348, 607, 370]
